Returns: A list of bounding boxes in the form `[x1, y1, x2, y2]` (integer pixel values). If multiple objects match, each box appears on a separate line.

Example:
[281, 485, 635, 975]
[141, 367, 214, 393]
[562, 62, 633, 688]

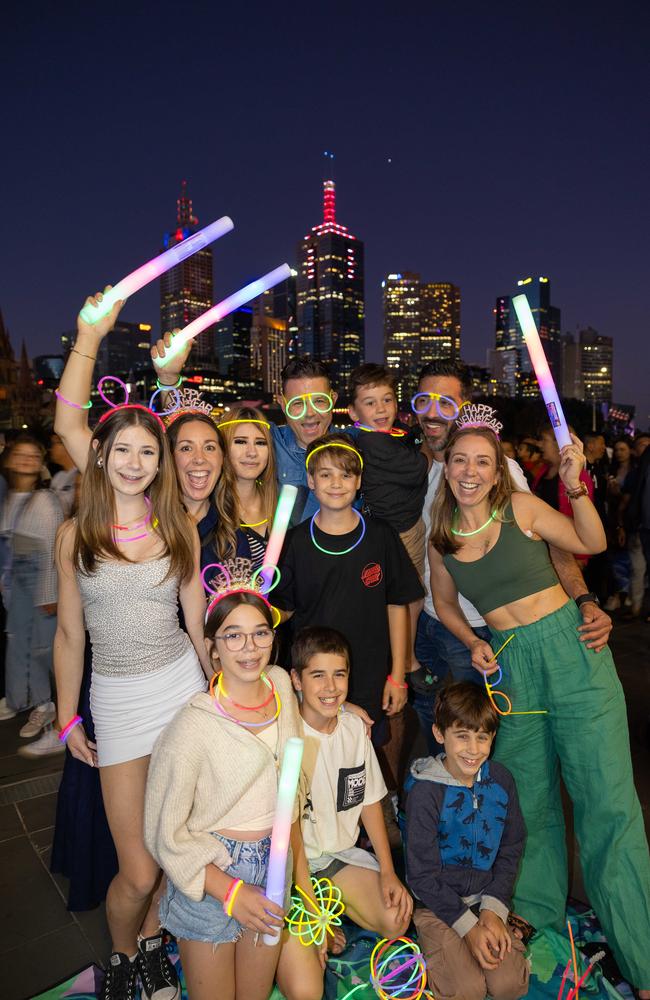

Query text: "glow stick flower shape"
[258, 484, 298, 593]
[512, 293, 572, 449]
[340, 937, 434, 1000]
[157, 263, 292, 368]
[263, 736, 304, 945]
[285, 877, 345, 947]
[79, 216, 234, 324]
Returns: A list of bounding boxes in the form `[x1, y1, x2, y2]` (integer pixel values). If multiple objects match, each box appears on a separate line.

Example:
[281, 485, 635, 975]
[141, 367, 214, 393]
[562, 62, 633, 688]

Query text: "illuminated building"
[215, 307, 255, 391]
[296, 180, 365, 386]
[383, 274, 461, 400]
[580, 326, 613, 403]
[383, 273, 421, 400]
[160, 181, 214, 366]
[420, 282, 461, 361]
[250, 269, 298, 394]
[96, 321, 153, 378]
[493, 276, 561, 398]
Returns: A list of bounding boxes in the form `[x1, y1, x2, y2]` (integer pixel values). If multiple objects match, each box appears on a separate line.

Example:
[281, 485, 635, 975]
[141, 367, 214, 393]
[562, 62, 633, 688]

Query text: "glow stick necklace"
[240, 518, 269, 529]
[156, 264, 292, 368]
[79, 216, 234, 325]
[263, 736, 304, 945]
[112, 498, 156, 543]
[354, 421, 407, 437]
[211, 681, 281, 728]
[451, 509, 496, 536]
[209, 670, 275, 711]
[310, 509, 366, 555]
[512, 294, 572, 449]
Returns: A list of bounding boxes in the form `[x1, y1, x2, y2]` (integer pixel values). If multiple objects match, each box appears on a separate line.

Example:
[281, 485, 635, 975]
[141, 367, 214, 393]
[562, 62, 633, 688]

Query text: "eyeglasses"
[410, 392, 467, 420]
[283, 393, 334, 420]
[214, 628, 275, 652]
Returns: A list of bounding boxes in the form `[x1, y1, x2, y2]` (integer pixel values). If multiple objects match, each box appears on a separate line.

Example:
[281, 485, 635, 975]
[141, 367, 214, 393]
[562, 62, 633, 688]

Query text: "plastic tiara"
[455, 403, 503, 437]
[96, 375, 183, 432]
[171, 387, 214, 417]
[202, 557, 281, 627]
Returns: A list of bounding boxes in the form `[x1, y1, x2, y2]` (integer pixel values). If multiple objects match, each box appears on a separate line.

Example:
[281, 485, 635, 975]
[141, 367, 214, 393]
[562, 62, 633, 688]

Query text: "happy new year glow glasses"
[213, 628, 275, 652]
[410, 392, 466, 420]
[283, 392, 334, 420]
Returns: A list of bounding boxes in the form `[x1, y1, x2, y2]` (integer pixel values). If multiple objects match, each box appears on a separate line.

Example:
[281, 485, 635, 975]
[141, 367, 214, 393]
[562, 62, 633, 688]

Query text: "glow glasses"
[283, 393, 334, 420]
[214, 628, 275, 652]
[410, 392, 466, 420]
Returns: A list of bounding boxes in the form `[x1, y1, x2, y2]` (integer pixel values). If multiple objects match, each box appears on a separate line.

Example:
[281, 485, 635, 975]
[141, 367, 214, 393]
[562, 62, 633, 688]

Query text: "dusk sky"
[4, 3, 649, 422]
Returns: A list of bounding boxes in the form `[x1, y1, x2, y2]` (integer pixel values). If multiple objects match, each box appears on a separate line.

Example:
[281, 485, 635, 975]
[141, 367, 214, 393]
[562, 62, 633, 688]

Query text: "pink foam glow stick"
[512, 293, 572, 448]
[79, 216, 234, 324]
[263, 736, 304, 945]
[156, 263, 292, 367]
[257, 484, 298, 593]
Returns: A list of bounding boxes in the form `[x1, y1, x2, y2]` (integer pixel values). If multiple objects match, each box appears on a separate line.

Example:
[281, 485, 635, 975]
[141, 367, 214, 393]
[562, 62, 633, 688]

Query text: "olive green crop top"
[442, 504, 559, 616]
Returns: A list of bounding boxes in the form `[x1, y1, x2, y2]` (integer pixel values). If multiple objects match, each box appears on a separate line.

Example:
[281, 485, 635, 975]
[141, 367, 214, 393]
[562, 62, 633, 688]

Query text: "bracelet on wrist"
[156, 374, 183, 390]
[71, 346, 97, 361]
[223, 878, 243, 916]
[565, 482, 589, 499]
[387, 674, 408, 690]
[55, 388, 92, 410]
[58, 714, 83, 743]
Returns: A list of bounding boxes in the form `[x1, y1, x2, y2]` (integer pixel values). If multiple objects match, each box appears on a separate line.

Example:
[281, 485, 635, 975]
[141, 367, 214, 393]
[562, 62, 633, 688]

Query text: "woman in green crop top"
[428, 424, 650, 994]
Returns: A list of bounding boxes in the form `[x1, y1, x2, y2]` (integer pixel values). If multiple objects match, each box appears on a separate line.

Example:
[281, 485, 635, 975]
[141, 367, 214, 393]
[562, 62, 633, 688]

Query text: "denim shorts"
[160, 833, 271, 944]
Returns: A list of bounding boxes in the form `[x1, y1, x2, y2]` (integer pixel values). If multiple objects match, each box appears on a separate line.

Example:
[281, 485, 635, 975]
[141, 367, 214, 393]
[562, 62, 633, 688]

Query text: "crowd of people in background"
[0, 290, 649, 1000]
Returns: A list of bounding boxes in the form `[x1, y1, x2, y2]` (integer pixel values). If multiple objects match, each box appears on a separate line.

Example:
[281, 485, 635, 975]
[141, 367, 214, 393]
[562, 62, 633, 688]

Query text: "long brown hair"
[429, 426, 515, 555]
[213, 406, 277, 559]
[74, 407, 196, 581]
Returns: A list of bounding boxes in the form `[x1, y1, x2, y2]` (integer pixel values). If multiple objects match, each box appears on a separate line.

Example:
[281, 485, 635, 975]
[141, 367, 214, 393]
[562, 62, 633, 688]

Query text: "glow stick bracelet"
[156, 263, 292, 367]
[79, 216, 234, 324]
[58, 715, 83, 743]
[512, 294, 572, 448]
[263, 736, 304, 945]
[258, 484, 298, 592]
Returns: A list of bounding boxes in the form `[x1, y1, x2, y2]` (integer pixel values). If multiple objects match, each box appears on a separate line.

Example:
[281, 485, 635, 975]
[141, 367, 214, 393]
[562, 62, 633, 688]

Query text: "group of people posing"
[8, 287, 650, 1000]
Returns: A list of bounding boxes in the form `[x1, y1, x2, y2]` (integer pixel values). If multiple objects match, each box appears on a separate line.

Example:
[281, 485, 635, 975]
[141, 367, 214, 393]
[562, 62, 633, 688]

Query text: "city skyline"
[4, 4, 648, 420]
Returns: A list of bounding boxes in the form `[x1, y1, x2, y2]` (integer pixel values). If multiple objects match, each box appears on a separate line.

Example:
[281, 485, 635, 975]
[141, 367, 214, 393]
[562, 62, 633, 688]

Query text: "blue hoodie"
[405, 755, 525, 938]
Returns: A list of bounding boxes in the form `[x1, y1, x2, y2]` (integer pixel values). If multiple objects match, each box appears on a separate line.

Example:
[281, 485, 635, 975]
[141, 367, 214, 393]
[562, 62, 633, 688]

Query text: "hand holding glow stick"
[257, 484, 298, 593]
[263, 736, 304, 945]
[156, 263, 292, 368]
[79, 216, 234, 324]
[512, 293, 572, 448]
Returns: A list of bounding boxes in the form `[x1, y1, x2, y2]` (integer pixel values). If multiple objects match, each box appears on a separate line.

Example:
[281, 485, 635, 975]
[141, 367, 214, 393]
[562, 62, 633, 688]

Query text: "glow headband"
[156, 263, 292, 367]
[512, 293, 572, 449]
[79, 216, 234, 324]
[218, 418, 271, 430]
[96, 375, 182, 432]
[305, 442, 364, 469]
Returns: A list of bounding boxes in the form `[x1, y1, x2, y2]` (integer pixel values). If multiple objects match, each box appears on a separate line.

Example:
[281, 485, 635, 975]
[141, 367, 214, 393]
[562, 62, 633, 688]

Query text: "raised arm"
[151, 330, 195, 387]
[53, 521, 94, 765]
[54, 289, 124, 471]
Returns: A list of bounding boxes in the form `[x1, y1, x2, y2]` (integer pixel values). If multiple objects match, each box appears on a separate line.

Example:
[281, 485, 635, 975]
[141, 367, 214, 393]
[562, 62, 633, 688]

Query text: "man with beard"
[409, 360, 613, 750]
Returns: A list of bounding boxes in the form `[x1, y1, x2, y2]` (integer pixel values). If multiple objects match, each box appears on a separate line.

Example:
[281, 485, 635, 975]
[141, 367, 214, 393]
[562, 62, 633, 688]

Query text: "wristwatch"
[575, 592, 600, 609]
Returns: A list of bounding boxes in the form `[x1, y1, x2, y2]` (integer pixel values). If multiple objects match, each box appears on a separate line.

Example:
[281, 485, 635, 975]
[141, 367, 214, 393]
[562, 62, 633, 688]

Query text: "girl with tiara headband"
[53, 291, 212, 1000]
[144, 565, 307, 1000]
[426, 403, 650, 996]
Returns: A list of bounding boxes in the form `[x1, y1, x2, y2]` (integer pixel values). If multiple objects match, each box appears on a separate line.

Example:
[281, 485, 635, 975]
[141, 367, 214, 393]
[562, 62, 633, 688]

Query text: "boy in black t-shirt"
[274, 434, 424, 736]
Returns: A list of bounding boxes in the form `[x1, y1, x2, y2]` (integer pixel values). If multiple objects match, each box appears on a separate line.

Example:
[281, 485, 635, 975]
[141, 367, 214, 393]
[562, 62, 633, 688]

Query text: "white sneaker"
[19, 702, 56, 738]
[17, 726, 64, 757]
[0, 696, 17, 721]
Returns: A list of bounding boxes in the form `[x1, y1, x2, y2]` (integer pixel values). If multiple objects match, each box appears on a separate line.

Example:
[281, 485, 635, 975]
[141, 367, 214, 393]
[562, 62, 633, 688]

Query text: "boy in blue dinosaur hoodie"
[405, 683, 529, 1000]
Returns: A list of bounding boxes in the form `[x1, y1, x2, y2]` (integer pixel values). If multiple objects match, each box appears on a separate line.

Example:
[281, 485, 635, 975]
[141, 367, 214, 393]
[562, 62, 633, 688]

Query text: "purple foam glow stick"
[263, 736, 304, 945]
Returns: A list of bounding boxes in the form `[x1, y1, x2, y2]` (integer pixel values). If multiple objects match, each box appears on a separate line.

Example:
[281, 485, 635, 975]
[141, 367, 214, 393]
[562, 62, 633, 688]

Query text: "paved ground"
[1, 616, 648, 1000]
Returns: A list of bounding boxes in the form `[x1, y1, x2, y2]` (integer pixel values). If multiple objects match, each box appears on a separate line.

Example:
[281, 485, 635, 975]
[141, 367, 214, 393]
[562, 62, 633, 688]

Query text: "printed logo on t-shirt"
[361, 562, 383, 588]
[337, 764, 366, 811]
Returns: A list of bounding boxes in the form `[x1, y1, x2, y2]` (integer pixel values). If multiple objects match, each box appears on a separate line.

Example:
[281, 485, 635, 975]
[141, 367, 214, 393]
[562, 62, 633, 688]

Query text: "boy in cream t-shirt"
[274, 625, 413, 1000]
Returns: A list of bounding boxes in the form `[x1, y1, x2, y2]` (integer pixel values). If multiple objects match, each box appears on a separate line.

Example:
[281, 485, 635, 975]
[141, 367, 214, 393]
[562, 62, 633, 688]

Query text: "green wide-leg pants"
[490, 601, 650, 987]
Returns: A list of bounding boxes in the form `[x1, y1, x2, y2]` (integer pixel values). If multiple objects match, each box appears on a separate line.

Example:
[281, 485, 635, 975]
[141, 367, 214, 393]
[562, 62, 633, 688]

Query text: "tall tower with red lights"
[160, 181, 215, 366]
[296, 180, 365, 386]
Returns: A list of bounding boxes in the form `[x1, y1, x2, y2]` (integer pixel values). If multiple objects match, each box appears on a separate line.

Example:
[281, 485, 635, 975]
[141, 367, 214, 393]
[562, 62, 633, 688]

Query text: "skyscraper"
[215, 307, 254, 391]
[160, 181, 214, 366]
[296, 180, 365, 387]
[96, 321, 153, 378]
[382, 273, 421, 400]
[492, 276, 561, 398]
[383, 275, 461, 400]
[579, 326, 613, 403]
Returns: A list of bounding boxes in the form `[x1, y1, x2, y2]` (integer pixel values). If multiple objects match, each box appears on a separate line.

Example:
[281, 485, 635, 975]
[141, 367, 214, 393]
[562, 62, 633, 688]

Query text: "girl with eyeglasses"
[144, 590, 307, 1000]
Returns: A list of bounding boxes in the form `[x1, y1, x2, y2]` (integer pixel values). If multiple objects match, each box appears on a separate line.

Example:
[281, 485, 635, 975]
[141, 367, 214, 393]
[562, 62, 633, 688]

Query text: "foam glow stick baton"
[512, 293, 572, 449]
[156, 263, 292, 368]
[263, 736, 304, 945]
[258, 484, 298, 592]
[79, 216, 234, 324]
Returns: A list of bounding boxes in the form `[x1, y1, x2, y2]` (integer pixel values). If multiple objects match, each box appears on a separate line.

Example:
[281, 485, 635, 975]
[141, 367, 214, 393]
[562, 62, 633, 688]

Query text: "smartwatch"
[575, 592, 600, 609]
